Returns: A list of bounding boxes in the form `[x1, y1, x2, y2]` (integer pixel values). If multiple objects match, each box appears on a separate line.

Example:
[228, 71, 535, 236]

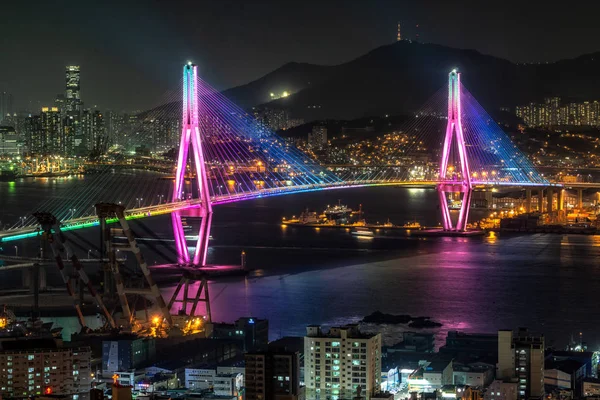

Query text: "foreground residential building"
[0, 338, 91, 399]
[304, 324, 381, 398]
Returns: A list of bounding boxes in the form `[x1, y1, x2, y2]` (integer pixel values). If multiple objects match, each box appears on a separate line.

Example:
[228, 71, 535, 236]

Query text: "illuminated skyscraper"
[22, 114, 40, 154]
[92, 110, 106, 152]
[81, 108, 106, 154]
[64, 66, 82, 155]
[39, 107, 62, 154]
[65, 66, 81, 113]
[397, 22, 402, 41]
[308, 125, 327, 150]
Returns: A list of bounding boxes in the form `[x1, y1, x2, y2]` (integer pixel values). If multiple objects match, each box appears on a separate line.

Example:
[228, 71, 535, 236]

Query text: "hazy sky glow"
[2, 0, 599, 111]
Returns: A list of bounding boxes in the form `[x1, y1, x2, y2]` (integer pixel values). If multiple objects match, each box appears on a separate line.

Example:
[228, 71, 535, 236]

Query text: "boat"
[324, 200, 353, 218]
[324, 200, 354, 224]
[402, 221, 421, 229]
[351, 227, 374, 237]
[299, 210, 319, 224]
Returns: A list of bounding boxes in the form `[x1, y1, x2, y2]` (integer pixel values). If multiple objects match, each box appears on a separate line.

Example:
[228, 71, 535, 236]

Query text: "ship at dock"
[284, 200, 361, 226]
[282, 202, 423, 230]
[323, 200, 355, 224]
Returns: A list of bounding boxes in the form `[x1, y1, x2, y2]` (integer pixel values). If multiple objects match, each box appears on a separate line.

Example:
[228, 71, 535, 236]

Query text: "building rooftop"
[305, 324, 378, 339]
[409, 356, 453, 379]
[550, 350, 595, 359]
[545, 358, 585, 374]
[513, 328, 544, 341]
[452, 361, 495, 373]
[425, 356, 453, 372]
[0, 337, 60, 351]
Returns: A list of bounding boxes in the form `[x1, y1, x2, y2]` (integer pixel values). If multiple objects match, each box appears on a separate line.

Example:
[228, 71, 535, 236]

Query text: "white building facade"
[304, 324, 381, 398]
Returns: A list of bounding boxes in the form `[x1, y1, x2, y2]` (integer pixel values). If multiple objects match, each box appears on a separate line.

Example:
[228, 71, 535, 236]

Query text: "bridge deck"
[0, 180, 559, 243]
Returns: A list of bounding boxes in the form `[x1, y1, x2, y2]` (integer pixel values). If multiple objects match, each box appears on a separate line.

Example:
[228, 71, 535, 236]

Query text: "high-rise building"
[102, 336, 156, 374]
[54, 94, 66, 111]
[245, 351, 303, 400]
[22, 114, 40, 155]
[80, 109, 106, 154]
[106, 111, 130, 151]
[0, 92, 14, 124]
[65, 66, 81, 114]
[63, 114, 77, 156]
[496, 328, 544, 400]
[308, 125, 327, 150]
[0, 126, 20, 156]
[515, 97, 600, 127]
[81, 109, 92, 152]
[65, 66, 82, 155]
[39, 107, 62, 154]
[253, 107, 304, 131]
[209, 317, 269, 352]
[91, 110, 106, 153]
[397, 22, 402, 41]
[304, 324, 382, 398]
[0, 339, 91, 399]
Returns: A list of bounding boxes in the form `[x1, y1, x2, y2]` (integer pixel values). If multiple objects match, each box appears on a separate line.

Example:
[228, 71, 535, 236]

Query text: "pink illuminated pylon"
[172, 63, 213, 265]
[437, 70, 472, 231]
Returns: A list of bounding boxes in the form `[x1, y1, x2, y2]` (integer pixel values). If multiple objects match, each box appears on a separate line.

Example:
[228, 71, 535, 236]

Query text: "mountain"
[222, 41, 600, 121]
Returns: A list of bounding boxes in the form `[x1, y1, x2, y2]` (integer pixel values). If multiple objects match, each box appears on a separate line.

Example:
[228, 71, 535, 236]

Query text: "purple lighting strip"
[172, 63, 213, 266]
[438, 70, 473, 231]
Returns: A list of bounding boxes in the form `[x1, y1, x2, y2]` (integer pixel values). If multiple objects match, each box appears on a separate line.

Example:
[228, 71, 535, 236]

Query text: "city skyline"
[2, 0, 600, 111]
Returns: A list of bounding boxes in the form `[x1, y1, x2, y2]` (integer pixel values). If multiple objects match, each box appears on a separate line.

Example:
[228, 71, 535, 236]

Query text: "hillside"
[222, 41, 600, 121]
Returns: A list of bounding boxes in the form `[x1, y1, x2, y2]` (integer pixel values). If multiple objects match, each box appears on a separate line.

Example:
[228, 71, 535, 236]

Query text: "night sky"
[2, 0, 600, 112]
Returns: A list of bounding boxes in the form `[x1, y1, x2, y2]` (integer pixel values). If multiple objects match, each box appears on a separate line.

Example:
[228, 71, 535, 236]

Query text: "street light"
[14, 246, 18, 257]
[19, 216, 26, 227]
[69, 208, 76, 219]
[88, 249, 92, 259]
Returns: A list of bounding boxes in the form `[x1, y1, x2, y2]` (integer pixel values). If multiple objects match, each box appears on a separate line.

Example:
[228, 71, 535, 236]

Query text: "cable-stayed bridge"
[0, 64, 556, 256]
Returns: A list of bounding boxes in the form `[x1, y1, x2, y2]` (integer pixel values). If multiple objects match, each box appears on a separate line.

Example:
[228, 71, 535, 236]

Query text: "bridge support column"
[538, 189, 544, 212]
[22, 264, 46, 294]
[558, 189, 565, 211]
[577, 188, 583, 209]
[547, 188, 554, 213]
[39, 266, 46, 292]
[22, 267, 31, 290]
[525, 189, 532, 213]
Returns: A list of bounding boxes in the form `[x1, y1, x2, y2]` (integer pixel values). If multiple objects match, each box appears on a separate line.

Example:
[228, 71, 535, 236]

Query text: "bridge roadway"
[0, 179, 566, 243]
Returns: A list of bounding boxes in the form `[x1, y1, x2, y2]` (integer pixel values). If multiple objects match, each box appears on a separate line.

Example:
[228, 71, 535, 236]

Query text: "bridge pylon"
[438, 69, 472, 231]
[172, 63, 213, 266]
